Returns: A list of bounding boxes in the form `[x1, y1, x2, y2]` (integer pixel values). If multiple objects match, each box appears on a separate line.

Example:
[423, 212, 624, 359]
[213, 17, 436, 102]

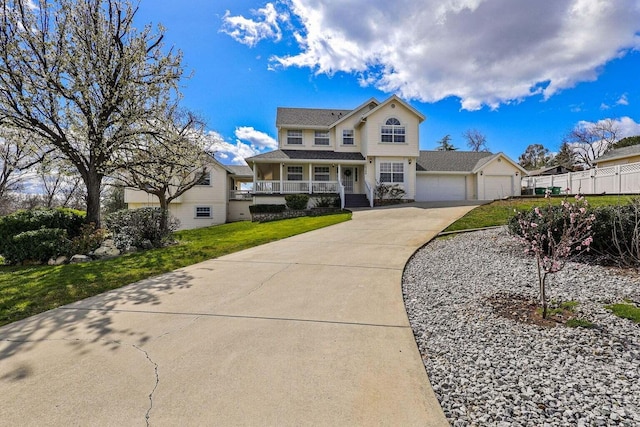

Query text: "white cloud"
[223, 0, 640, 110]
[235, 126, 278, 150]
[220, 3, 285, 47]
[205, 128, 277, 165]
[616, 94, 629, 106]
[612, 116, 640, 137]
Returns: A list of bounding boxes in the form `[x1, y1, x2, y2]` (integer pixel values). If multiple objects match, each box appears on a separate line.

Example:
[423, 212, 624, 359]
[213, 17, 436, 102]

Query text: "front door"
[343, 167, 354, 193]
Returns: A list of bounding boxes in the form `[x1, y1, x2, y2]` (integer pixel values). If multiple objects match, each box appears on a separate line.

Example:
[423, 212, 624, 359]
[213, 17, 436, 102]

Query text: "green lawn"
[444, 195, 635, 232]
[0, 213, 351, 327]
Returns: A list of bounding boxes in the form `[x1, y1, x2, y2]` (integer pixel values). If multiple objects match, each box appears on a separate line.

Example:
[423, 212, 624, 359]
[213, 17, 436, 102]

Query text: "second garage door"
[484, 175, 513, 200]
[416, 174, 466, 201]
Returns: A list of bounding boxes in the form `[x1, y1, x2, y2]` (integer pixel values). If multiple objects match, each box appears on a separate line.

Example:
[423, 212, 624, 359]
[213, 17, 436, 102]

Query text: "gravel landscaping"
[403, 227, 640, 427]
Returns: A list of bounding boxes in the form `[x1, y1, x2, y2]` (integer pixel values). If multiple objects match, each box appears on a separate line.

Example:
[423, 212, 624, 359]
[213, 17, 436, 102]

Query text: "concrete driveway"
[0, 202, 478, 426]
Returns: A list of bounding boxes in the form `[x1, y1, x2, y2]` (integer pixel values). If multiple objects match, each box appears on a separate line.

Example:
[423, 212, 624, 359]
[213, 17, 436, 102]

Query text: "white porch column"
[337, 164, 342, 183]
[252, 162, 257, 191]
[279, 163, 283, 194]
[308, 163, 313, 194]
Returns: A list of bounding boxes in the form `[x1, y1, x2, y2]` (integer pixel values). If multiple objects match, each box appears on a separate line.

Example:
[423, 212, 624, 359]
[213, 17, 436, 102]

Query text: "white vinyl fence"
[522, 162, 640, 195]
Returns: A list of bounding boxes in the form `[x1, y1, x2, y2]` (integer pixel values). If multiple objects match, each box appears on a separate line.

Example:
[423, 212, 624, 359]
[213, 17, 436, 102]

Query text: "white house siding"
[373, 157, 416, 200]
[280, 129, 335, 151]
[227, 201, 252, 222]
[415, 174, 467, 201]
[362, 103, 420, 159]
[124, 162, 230, 230]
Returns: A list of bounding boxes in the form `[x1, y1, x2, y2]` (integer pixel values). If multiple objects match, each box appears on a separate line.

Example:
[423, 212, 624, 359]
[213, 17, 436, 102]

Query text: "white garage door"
[416, 175, 466, 201]
[484, 175, 513, 199]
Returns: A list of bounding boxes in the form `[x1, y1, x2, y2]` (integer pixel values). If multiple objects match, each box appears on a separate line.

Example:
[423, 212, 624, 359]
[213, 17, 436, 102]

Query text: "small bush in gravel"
[104, 208, 179, 251]
[512, 192, 595, 318]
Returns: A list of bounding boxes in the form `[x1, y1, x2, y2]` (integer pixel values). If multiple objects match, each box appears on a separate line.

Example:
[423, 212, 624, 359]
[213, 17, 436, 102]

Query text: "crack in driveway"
[133, 344, 159, 427]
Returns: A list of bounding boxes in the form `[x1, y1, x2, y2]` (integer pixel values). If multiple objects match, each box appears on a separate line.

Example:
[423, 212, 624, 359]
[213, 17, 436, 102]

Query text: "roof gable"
[361, 95, 426, 123]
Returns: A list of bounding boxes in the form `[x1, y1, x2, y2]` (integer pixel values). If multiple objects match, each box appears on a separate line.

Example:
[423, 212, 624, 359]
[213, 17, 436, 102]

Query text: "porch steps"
[344, 193, 370, 208]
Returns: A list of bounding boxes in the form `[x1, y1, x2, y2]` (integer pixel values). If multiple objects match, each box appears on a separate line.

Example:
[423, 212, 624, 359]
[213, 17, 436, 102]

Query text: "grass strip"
[444, 195, 634, 232]
[0, 213, 351, 327]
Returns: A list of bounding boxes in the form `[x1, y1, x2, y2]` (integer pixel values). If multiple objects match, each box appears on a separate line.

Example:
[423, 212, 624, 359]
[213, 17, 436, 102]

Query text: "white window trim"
[379, 162, 405, 183]
[196, 171, 211, 186]
[314, 166, 330, 181]
[287, 130, 303, 145]
[381, 118, 406, 144]
[195, 206, 212, 218]
[342, 129, 354, 145]
[287, 165, 303, 181]
[314, 130, 330, 146]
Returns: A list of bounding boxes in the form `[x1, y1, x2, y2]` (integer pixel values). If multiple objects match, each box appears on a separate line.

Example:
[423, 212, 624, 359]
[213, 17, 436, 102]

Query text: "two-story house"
[246, 95, 424, 208]
[125, 95, 525, 229]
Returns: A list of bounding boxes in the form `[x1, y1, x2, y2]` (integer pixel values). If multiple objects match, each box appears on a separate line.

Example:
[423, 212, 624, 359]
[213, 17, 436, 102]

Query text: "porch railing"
[254, 180, 339, 194]
[229, 190, 252, 200]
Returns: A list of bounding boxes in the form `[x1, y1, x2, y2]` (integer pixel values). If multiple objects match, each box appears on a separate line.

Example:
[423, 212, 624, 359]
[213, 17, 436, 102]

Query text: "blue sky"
[135, 0, 640, 165]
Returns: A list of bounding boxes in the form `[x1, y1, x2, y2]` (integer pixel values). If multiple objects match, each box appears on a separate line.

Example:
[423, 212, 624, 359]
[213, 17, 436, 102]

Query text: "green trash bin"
[534, 187, 546, 195]
[551, 186, 561, 195]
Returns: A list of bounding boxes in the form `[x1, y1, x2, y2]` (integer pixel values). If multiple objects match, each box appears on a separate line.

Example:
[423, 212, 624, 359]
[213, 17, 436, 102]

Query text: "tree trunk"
[158, 193, 169, 234]
[84, 171, 103, 228]
[537, 255, 548, 319]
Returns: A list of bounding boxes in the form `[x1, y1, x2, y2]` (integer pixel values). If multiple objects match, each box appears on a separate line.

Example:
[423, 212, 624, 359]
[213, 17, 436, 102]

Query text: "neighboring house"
[526, 165, 575, 176]
[125, 95, 524, 229]
[415, 150, 526, 201]
[124, 157, 252, 230]
[595, 145, 640, 167]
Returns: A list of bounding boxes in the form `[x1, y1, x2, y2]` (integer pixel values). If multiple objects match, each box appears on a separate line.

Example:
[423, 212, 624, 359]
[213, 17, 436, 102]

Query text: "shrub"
[0, 208, 85, 264]
[104, 208, 179, 251]
[70, 223, 108, 255]
[285, 194, 309, 210]
[8, 228, 70, 264]
[313, 195, 340, 208]
[375, 182, 405, 201]
[249, 204, 286, 214]
[512, 198, 640, 267]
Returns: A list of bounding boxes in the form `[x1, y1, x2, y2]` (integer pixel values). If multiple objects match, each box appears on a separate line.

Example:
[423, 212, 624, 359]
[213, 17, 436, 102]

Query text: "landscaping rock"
[403, 228, 640, 426]
[69, 254, 91, 264]
[92, 239, 120, 259]
[48, 255, 68, 266]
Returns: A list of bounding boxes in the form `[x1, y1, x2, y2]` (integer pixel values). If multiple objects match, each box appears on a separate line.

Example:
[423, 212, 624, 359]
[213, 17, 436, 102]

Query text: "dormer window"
[314, 130, 330, 146]
[381, 118, 405, 143]
[287, 130, 303, 145]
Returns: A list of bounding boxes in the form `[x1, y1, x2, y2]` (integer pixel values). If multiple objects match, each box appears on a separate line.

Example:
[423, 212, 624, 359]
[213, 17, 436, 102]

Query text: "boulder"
[48, 256, 68, 266]
[70, 254, 91, 264]
[93, 245, 121, 259]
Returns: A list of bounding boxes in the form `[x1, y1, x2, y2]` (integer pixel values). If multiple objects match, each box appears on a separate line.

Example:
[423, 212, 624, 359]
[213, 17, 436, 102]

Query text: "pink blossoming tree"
[515, 190, 596, 318]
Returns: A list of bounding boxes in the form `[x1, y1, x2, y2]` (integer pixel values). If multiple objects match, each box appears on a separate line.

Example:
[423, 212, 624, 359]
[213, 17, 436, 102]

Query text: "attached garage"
[483, 175, 513, 200]
[415, 151, 526, 201]
[416, 174, 466, 201]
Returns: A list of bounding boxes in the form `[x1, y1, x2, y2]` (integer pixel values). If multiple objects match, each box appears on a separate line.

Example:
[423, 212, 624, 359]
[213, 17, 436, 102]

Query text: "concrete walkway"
[0, 202, 478, 426]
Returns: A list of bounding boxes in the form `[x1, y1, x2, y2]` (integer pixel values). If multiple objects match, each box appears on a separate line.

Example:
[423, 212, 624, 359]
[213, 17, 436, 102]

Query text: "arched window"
[381, 118, 405, 143]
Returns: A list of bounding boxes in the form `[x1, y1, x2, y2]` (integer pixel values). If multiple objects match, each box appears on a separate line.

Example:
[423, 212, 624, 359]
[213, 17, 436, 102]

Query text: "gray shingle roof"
[416, 151, 495, 172]
[246, 149, 365, 162]
[276, 107, 352, 128]
[596, 144, 640, 162]
[226, 165, 253, 177]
